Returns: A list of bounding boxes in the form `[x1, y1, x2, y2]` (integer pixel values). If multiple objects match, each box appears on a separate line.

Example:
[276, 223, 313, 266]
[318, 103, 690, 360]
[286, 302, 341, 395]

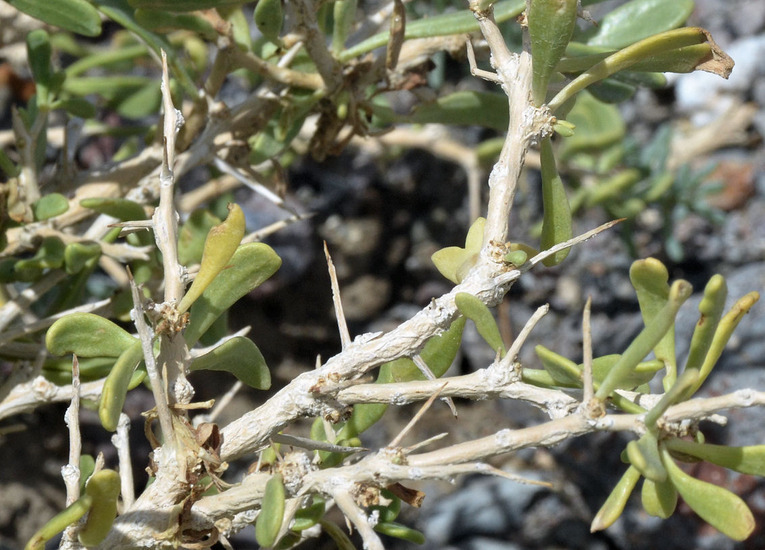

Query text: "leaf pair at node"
[45, 204, 281, 431]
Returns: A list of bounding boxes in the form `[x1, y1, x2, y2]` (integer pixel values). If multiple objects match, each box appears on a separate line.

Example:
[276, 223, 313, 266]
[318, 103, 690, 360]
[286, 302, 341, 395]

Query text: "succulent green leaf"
[595, 280, 692, 401]
[534, 347, 662, 391]
[79, 469, 121, 547]
[627, 431, 666, 482]
[520, 368, 560, 389]
[455, 293, 505, 356]
[552, 120, 575, 138]
[630, 258, 677, 389]
[189, 336, 271, 390]
[225, 7, 253, 51]
[666, 439, 765, 477]
[528, 0, 579, 106]
[99, 341, 144, 431]
[431, 217, 485, 284]
[79, 455, 96, 493]
[249, 124, 288, 165]
[47, 313, 138, 358]
[684, 274, 728, 375]
[9, 0, 101, 37]
[16, 236, 65, 271]
[535, 345, 580, 386]
[690, 292, 759, 395]
[254, 0, 284, 44]
[539, 137, 572, 266]
[641, 478, 677, 519]
[178, 203, 246, 314]
[463, 216, 485, 253]
[369, 490, 401, 523]
[587, 0, 694, 49]
[43, 356, 115, 385]
[591, 465, 641, 532]
[45, 359, 145, 389]
[0, 257, 41, 283]
[503, 249, 528, 267]
[591, 355, 663, 389]
[259, 443, 280, 470]
[24, 495, 93, 550]
[80, 198, 146, 222]
[256, 474, 286, 548]
[662, 447, 755, 541]
[184, 242, 282, 347]
[64, 242, 102, 275]
[374, 521, 426, 544]
[474, 137, 505, 167]
[83, 467, 121, 502]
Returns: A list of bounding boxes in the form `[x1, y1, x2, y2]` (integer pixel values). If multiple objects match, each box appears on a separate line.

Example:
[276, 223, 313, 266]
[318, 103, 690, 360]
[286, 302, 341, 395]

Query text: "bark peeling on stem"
[155, 50, 184, 306]
[467, 2, 550, 246]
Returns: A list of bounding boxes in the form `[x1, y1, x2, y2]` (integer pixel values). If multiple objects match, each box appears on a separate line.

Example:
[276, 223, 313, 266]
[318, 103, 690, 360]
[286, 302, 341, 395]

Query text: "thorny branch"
[188, 384, 765, 533]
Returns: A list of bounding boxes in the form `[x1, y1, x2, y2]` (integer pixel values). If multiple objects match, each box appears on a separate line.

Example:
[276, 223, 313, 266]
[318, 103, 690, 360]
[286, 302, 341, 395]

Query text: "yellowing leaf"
[178, 203, 245, 314]
[431, 217, 485, 284]
[641, 478, 677, 518]
[184, 242, 281, 347]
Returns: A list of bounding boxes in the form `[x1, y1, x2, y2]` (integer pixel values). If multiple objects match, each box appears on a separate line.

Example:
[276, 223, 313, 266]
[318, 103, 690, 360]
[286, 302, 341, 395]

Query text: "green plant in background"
[0, 0, 760, 548]
[532, 258, 760, 537]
